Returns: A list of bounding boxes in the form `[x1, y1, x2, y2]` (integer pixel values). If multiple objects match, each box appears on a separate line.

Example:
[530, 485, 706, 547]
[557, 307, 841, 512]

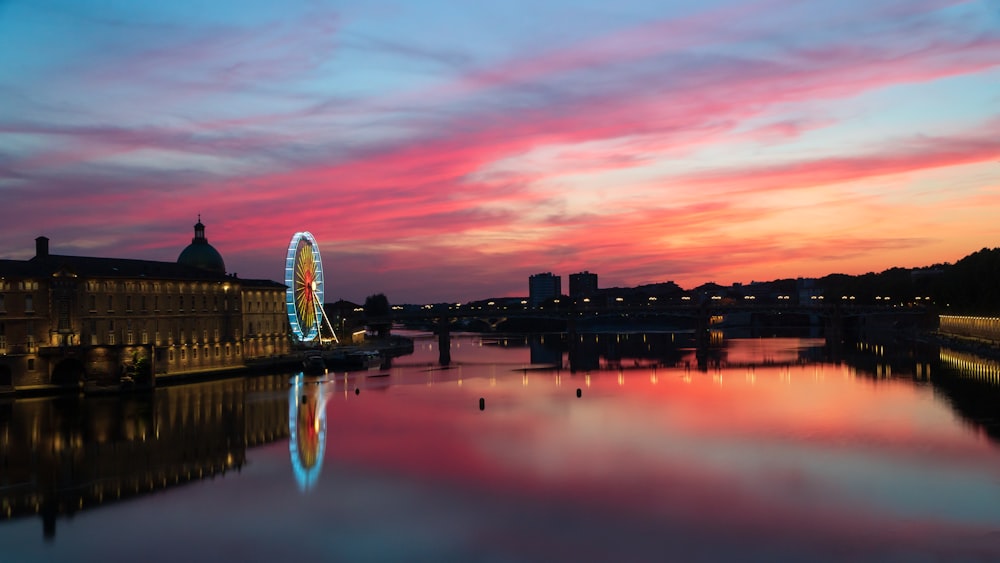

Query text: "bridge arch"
[51, 358, 86, 388]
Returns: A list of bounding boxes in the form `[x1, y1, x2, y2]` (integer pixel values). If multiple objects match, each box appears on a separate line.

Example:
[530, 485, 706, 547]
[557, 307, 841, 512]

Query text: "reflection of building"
[0, 375, 290, 539]
[0, 221, 289, 391]
[569, 271, 598, 297]
[528, 272, 561, 307]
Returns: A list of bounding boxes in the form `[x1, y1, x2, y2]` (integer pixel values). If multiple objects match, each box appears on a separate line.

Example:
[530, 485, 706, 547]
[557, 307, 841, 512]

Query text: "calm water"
[3, 333, 1000, 562]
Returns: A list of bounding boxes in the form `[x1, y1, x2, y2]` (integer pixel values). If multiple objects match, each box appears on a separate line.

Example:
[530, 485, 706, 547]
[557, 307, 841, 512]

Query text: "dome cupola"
[177, 216, 226, 274]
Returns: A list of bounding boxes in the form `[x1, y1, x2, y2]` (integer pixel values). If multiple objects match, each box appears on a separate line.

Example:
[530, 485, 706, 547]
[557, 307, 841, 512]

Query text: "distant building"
[324, 299, 367, 343]
[528, 272, 561, 307]
[569, 271, 598, 297]
[0, 221, 289, 392]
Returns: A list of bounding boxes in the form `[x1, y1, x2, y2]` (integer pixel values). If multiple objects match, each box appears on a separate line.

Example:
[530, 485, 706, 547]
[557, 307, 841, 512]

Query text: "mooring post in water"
[438, 321, 451, 366]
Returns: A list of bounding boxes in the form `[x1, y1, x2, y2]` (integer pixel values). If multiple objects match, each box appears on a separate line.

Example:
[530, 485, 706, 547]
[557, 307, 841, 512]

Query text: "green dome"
[177, 219, 226, 274]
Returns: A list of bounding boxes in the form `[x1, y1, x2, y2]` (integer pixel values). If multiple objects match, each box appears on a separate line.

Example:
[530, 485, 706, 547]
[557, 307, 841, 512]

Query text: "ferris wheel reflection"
[289, 373, 329, 492]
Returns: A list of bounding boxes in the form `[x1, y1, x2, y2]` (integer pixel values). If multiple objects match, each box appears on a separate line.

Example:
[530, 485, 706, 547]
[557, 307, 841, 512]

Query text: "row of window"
[167, 344, 241, 363]
[0, 292, 285, 316]
[88, 293, 240, 314]
[89, 329, 243, 347]
[85, 280, 233, 294]
[0, 316, 285, 349]
[0, 281, 38, 291]
[0, 294, 33, 314]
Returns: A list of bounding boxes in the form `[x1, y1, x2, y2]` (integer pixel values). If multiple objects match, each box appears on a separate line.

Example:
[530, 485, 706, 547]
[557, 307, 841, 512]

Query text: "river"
[2, 332, 1000, 561]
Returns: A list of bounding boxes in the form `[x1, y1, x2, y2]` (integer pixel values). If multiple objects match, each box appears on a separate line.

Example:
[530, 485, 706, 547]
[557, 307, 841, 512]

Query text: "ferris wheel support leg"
[314, 300, 339, 344]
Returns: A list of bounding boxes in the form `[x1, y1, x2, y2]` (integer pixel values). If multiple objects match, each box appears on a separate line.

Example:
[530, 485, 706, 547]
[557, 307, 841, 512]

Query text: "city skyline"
[2, 0, 999, 304]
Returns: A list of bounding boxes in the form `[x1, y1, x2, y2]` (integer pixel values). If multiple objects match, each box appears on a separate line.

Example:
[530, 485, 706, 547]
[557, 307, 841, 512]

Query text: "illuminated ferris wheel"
[285, 232, 337, 344]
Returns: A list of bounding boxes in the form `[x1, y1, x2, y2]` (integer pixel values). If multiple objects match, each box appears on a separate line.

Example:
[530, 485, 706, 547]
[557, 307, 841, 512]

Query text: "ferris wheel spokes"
[285, 231, 337, 345]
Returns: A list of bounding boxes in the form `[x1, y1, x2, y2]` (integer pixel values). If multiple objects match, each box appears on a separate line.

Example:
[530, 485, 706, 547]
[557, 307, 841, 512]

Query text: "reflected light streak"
[940, 349, 1000, 386]
[289, 373, 328, 492]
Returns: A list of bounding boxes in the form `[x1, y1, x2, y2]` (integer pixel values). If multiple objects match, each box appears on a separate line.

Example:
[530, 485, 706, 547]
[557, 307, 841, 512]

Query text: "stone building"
[0, 221, 289, 392]
[528, 272, 561, 307]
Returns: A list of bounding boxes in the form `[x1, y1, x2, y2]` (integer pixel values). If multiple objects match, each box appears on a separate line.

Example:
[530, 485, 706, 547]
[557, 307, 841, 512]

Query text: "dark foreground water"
[3, 333, 1000, 562]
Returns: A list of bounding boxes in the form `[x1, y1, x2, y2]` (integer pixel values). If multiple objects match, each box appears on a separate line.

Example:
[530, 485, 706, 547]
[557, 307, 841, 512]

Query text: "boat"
[351, 350, 383, 370]
[325, 350, 382, 371]
[302, 352, 327, 375]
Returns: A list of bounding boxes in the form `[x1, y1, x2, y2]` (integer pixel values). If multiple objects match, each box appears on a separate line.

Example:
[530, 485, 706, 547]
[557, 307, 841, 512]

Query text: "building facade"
[569, 271, 598, 297]
[0, 222, 289, 392]
[528, 272, 561, 307]
[242, 278, 292, 359]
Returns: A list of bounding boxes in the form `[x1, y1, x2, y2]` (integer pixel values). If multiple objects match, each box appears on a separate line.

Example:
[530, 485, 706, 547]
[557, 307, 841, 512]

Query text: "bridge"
[372, 301, 933, 366]
[380, 300, 930, 328]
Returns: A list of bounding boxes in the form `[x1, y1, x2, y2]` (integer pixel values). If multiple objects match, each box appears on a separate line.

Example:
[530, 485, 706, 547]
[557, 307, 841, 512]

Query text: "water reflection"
[513, 331, 823, 372]
[0, 375, 289, 539]
[288, 373, 327, 492]
[934, 348, 1000, 444]
[4, 333, 1000, 560]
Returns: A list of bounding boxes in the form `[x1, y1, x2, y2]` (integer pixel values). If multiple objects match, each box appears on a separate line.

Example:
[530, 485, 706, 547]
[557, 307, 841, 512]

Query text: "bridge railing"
[939, 315, 1000, 343]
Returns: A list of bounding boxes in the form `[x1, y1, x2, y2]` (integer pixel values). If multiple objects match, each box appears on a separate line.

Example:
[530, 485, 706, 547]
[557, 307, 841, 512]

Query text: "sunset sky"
[1, 0, 998, 303]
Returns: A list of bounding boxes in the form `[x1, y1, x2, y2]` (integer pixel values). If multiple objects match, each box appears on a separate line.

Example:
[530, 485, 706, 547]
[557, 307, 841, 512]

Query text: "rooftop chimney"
[35, 236, 49, 258]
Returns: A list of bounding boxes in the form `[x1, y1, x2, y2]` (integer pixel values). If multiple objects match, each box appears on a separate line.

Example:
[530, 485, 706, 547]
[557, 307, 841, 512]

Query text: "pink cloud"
[2, 1, 999, 301]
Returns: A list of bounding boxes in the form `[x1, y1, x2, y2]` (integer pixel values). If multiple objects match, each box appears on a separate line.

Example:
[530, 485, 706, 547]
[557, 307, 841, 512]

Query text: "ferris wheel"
[284, 232, 337, 344]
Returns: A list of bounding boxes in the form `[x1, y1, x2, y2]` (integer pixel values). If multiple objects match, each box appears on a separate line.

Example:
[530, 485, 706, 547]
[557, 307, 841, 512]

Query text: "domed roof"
[177, 217, 226, 274]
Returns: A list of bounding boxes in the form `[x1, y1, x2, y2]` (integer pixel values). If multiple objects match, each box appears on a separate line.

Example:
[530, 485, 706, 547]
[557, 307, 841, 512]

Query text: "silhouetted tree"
[364, 293, 391, 338]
